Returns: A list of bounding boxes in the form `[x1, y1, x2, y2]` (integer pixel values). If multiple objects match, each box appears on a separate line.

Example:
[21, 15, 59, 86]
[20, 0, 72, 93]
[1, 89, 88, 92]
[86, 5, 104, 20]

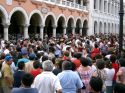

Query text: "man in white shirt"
[32, 60, 62, 93]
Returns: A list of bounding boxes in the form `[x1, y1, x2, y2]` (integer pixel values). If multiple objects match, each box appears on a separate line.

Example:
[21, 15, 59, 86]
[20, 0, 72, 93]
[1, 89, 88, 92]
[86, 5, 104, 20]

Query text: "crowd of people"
[0, 33, 125, 93]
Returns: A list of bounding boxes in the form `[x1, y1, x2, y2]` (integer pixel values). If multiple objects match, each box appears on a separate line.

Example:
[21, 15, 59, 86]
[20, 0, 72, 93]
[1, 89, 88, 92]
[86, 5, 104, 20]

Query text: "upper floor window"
[104, 1, 106, 12]
[108, 3, 110, 13]
[94, 0, 97, 9]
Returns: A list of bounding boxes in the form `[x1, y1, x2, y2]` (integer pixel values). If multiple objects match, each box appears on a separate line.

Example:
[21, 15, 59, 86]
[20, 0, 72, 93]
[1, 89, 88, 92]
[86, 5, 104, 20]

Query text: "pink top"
[117, 67, 125, 84]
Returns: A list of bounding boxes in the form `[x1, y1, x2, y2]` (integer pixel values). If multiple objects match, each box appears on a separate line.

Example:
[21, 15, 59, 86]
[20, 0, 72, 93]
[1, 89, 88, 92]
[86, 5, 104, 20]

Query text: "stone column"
[24, 24, 29, 39]
[79, 26, 83, 36]
[72, 26, 75, 36]
[81, 0, 83, 6]
[3, 23, 9, 41]
[97, 0, 100, 11]
[74, 0, 76, 4]
[63, 25, 67, 36]
[53, 25, 57, 37]
[102, 0, 104, 12]
[40, 25, 44, 40]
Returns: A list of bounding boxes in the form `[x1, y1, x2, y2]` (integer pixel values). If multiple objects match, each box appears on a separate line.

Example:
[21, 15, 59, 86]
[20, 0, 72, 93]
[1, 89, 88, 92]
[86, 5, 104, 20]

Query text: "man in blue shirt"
[57, 60, 83, 93]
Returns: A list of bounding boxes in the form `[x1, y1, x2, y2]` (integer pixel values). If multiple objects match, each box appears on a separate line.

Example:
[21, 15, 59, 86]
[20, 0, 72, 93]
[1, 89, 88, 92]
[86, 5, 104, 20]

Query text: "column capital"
[40, 24, 45, 28]
[23, 24, 29, 28]
[62, 25, 67, 29]
[71, 26, 76, 29]
[79, 26, 83, 29]
[52, 25, 57, 28]
[3, 23, 10, 28]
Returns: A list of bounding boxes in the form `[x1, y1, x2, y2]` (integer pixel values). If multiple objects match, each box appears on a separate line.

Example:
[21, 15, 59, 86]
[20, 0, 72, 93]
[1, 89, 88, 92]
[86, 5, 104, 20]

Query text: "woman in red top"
[91, 43, 100, 59]
[30, 61, 42, 78]
[110, 54, 119, 87]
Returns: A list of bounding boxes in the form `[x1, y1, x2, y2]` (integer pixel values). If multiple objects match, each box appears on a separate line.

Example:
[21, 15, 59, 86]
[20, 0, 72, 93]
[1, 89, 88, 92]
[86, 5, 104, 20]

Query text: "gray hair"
[42, 60, 53, 71]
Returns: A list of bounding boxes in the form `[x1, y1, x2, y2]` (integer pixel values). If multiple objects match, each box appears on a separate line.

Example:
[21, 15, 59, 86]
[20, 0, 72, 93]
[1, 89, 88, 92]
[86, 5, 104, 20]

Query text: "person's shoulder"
[12, 88, 23, 93]
[28, 88, 38, 93]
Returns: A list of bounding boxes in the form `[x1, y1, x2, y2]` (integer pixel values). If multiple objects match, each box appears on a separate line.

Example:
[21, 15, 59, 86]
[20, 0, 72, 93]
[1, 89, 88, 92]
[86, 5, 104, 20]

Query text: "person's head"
[5, 55, 13, 65]
[114, 83, 125, 93]
[110, 54, 116, 63]
[105, 59, 112, 69]
[63, 51, 69, 57]
[62, 60, 72, 70]
[80, 57, 89, 67]
[96, 59, 105, 70]
[29, 53, 36, 60]
[42, 60, 53, 71]
[94, 43, 98, 48]
[42, 56, 48, 62]
[71, 62, 76, 71]
[33, 60, 41, 69]
[73, 52, 82, 59]
[89, 76, 103, 93]
[119, 58, 125, 67]
[95, 54, 103, 60]
[18, 61, 25, 70]
[22, 73, 34, 87]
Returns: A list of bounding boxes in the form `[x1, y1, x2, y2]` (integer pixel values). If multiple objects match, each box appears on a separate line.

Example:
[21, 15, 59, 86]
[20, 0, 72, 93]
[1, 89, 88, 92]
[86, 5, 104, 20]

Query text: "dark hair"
[105, 60, 112, 69]
[52, 57, 56, 64]
[95, 54, 103, 60]
[119, 58, 125, 67]
[63, 51, 69, 57]
[33, 61, 40, 69]
[18, 61, 25, 70]
[110, 54, 116, 63]
[94, 43, 98, 48]
[89, 76, 103, 92]
[71, 62, 76, 71]
[114, 83, 125, 93]
[22, 73, 34, 87]
[62, 60, 72, 70]
[73, 53, 82, 59]
[80, 57, 89, 67]
[42, 56, 48, 62]
[96, 59, 105, 70]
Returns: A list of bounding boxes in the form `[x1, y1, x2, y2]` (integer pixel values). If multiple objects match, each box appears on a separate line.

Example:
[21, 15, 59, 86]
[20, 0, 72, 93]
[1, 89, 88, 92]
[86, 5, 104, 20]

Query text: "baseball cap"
[5, 55, 13, 61]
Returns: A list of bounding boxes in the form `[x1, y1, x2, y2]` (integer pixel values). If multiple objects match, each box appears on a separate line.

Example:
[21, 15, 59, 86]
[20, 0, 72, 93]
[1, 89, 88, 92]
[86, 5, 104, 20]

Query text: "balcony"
[31, 0, 88, 11]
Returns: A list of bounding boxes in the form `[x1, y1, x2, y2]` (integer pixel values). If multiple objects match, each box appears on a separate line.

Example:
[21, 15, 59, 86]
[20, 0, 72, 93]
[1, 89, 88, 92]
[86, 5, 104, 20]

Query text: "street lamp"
[119, 0, 124, 55]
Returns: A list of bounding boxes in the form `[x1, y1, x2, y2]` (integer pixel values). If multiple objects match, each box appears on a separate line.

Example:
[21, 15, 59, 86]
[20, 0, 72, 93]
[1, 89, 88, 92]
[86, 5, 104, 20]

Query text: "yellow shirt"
[1, 62, 14, 88]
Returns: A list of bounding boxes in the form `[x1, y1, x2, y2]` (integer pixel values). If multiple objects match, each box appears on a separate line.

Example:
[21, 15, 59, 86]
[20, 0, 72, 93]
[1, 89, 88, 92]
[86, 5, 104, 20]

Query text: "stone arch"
[57, 14, 66, 26]
[83, 19, 88, 36]
[67, 16, 75, 27]
[28, 10, 44, 39]
[104, 22, 106, 34]
[75, 17, 82, 34]
[99, 21, 102, 34]
[9, 7, 28, 25]
[0, 5, 9, 39]
[29, 9, 44, 25]
[94, 21, 98, 34]
[56, 14, 66, 37]
[9, 7, 29, 40]
[112, 23, 113, 33]
[108, 23, 110, 33]
[0, 5, 9, 24]
[44, 12, 56, 37]
[67, 16, 75, 35]
[44, 12, 56, 26]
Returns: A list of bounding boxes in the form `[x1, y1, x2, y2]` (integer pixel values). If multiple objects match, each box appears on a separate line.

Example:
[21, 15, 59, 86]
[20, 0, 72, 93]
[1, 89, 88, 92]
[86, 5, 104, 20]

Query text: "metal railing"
[32, 0, 88, 11]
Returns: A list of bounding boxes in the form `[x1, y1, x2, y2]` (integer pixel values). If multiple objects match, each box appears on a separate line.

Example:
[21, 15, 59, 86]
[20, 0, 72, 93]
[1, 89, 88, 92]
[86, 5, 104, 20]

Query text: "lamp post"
[119, 0, 124, 55]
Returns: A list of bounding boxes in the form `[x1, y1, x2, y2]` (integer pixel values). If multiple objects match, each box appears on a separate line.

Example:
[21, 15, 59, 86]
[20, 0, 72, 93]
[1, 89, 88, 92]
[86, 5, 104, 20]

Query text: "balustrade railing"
[31, 0, 88, 11]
